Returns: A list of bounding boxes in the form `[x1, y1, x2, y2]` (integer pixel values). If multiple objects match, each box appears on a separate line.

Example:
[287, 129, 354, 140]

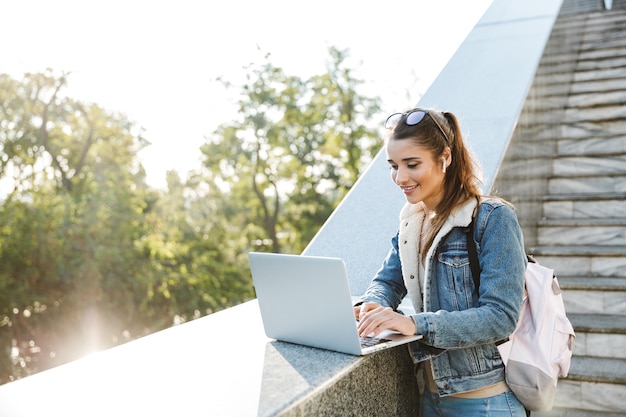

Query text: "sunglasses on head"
[384, 109, 450, 143]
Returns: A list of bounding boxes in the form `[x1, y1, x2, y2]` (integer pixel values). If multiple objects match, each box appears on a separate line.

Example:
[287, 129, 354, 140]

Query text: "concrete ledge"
[0, 299, 419, 417]
[260, 341, 418, 417]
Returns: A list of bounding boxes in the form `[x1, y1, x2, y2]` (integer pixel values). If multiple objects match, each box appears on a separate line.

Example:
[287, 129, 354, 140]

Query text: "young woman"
[355, 108, 528, 416]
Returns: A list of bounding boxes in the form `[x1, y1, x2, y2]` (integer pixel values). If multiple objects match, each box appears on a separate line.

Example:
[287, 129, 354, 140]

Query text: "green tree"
[0, 70, 154, 382]
[0, 46, 384, 384]
[201, 47, 382, 254]
[137, 170, 255, 325]
[0, 69, 258, 384]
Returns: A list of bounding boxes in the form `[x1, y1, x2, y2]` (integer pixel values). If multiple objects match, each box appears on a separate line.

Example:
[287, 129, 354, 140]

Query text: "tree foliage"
[201, 47, 381, 254]
[0, 47, 383, 384]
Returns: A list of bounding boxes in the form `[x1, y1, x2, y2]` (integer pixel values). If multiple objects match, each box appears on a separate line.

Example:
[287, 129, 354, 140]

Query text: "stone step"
[567, 356, 626, 385]
[555, 8, 626, 26]
[535, 63, 626, 87]
[535, 409, 626, 417]
[559, 276, 626, 291]
[542, 197, 626, 219]
[557, 135, 626, 157]
[518, 122, 626, 144]
[532, 245, 626, 257]
[524, 100, 626, 125]
[538, 46, 626, 75]
[509, 119, 626, 142]
[564, 104, 626, 124]
[528, 88, 626, 114]
[556, 1, 605, 16]
[573, 66, 626, 83]
[530, 247, 626, 278]
[569, 313, 626, 336]
[547, 377, 626, 415]
[536, 47, 626, 75]
[555, 22, 626, 42]
[500, 133, 626, 160]
[547, 357, 626, 414]
[569, 78, 626, 97]
[542, 192, 626, 202]
[568, 314, 626, 359]
[578, 47, 626, 66]
[560, 119, 626, 139]
[552, 154, 626, 177]
[537, 219, 626, 246]
[534, 67, 626, 91]
[561, 278, 626, 316]
[548, 175, 626, 195]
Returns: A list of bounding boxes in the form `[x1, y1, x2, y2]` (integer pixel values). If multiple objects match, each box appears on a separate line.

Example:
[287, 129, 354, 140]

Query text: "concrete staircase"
[493, 2, 626, 415]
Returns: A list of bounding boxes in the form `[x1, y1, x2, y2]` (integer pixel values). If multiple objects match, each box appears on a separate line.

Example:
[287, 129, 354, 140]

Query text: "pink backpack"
[467, 217, 576, 412]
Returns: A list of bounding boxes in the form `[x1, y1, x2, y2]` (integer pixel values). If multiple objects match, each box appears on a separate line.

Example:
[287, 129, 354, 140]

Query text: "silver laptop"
[248, 252, 422, 355]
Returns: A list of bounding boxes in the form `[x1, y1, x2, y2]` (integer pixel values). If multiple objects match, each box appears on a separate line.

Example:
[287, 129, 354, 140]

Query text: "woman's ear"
[441, 148, 452, 173]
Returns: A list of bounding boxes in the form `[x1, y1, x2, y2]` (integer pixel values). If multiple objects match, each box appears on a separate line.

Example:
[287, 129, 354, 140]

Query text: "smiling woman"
[356, 107, 528, 416]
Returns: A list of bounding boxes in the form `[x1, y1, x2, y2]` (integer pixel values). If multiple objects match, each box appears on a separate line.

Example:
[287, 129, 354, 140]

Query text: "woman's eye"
[407, 163, 418, 169]
[389, 165, 398, 170]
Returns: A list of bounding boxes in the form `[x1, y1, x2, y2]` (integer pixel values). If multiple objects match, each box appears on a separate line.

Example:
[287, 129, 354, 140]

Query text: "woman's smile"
[401, 184, 419, 195]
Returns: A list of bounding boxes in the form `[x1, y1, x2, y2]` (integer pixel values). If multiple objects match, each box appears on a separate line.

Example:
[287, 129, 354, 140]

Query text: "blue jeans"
[422, 389, 527, 417]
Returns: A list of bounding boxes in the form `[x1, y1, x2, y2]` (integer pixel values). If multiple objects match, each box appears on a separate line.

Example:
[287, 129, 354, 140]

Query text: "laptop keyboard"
[360, 336, 391, 348]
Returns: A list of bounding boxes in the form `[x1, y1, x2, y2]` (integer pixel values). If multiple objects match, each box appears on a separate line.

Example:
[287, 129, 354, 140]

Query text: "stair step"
[548, 175, 626, 195]
[531, 245, 626, 257]
[529, 248, 626, 278]
[557, 135, 626, 157]
[573, 67, 626, 84]
[569, 78, 626, 98]
[534, 409, 626, 417]
[550, 378, 626, 415]
[567, 356, 626, 384]
[553, 155, 626, 176]
[542, 197, 626, 219]
[559, 277, 626, 291]
[543, 192, 626, 202]
[568, 314, 626, 359]
[569, 314, 626, 335]
[565, 93, 626, 111]
[560, 119, 626, 139]
[561, 279, 626, 316]
[551, 358, 626, 413]
[539, 218, 626, 227]
[537, 222, 626, 246]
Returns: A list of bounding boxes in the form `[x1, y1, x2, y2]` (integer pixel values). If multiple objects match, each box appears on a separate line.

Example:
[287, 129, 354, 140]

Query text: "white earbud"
[442, 157, 447, 173]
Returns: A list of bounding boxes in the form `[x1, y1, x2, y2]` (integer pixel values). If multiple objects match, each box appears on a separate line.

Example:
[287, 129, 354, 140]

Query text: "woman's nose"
[393, 167, 408, 184]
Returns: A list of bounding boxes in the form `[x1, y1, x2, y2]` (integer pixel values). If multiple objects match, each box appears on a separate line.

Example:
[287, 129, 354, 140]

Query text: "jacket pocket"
[436, 248, 473, 310]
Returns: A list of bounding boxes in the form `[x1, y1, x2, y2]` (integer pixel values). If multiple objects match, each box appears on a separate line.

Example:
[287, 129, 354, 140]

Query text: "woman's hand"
[355, 302, 417, 337]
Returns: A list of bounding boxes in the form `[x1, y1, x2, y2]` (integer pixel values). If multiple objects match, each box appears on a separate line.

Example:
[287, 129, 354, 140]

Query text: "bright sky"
[2, 0, 493, 189]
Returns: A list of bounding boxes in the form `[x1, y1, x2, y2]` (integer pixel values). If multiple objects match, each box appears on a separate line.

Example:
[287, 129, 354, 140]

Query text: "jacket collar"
[400, 198, 478, 261]
[399, 198, 477, 228]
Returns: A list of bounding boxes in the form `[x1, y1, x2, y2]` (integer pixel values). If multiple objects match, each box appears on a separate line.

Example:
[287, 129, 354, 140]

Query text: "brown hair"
[388, 108, 482, 256]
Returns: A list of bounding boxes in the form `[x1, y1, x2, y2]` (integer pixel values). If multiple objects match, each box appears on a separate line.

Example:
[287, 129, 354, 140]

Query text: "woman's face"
[386, 138, 448, 209]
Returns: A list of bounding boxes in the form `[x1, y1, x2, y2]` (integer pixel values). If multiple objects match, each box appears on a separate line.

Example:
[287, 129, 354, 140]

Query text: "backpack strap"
[465, 206, 511, 347]
[466, 212, 481, 292]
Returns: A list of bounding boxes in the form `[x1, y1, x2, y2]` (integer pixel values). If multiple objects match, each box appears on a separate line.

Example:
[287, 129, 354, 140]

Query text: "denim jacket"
[359, 198, 527, 396]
